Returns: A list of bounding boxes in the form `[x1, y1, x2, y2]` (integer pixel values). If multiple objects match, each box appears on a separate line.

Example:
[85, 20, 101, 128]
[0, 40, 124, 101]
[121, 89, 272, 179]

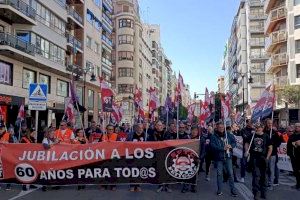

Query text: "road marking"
[7, 186, 41, 200]
[235, 183, 253, 200]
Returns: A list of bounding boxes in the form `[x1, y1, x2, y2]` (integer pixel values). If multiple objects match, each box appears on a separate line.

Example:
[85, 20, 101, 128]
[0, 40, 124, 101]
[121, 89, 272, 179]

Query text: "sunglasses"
[107, 128, 114, 131]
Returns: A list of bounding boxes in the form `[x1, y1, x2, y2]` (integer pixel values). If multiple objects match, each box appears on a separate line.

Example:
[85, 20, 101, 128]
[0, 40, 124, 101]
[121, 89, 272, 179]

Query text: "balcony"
[249, 39, 265, 47]
[66, 33, 83, 52]
[0, 0, 36, 25]
[0, 32, 35, 56]
[67, 6, 83, 28]
[249, 25, 264, 33]
[274, 76, 288, 88]
[249, 53, 268, 61]
[248, 0, 264, 7]
[265, 6, 287, 34]
[249, 13, 267, 20]
[264, 0, 278, 14]
[102, 12, 113, 28]
[103, 0, 113, 13]
[265, 29, 287, 53]
[66, 0, 84, 4]
[102, 34, 112, 49]
[102, 57, 112, 69]
[265, 52, 288, 72]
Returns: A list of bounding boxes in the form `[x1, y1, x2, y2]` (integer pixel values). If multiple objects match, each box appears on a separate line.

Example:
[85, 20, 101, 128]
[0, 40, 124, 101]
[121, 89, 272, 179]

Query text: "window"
[118, 34, 134, 44]
[139, 73, 142, 82]
[0, 61, 13, 86]
[94, 0, 101, 6]
[76, 87, 83, 105]
[295, 0, 300, 6]
[87, 9, 94, 24]
[118, 84, 134, 93]
[39, 74, 51, 93]
[297, 64, 300, 78]
[95, 19, 102, 30]
[16, 32, 30, 42]
[23, 69, 36, 89]
[88, 89, 94, 109]
[139, 58, 142, 68]
[295, 16, 300, 29]
[118, 51, 134, 61]
[118, 68, 133, 77]
[97, 66, 101, 77]
[95, 42, 100, 54]
[57, 79, 68, 97]
[296, 40, 300, 53]
[119, 19, 133, 28]
[87, 36, 92, 48]
[123, 5, 129, 12]
[98, 93, 102, 112]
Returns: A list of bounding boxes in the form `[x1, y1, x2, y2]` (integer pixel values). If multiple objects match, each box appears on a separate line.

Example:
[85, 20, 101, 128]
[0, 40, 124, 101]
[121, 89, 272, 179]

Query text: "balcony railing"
[66, 33, 82, 51]
[102, 35, 112, 47]
[249, 39, 265, 46]
[266, 52, 288, 71]
[67, 6, 83, 25]
[0, 0, 36, 20]
[265, 6, 287, 33]
[249, 25, 264, 33]
[249, 13, 267, 20]
[0, 32, 35, 55]
[249, 53, 268, 60]
[102, 57, 112, 66]
[248, 0, 264, 7]
[103, 0, 113, 13]
[102, 12, 113, 26]
[274, 76, 288, 86]
[265, 29, 287, 51]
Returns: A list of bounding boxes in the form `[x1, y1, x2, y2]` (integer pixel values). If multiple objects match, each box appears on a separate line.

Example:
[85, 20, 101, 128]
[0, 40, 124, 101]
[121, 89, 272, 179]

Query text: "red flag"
[221, 93, 231, 122]
[175, 73, 184, 105]
[149, 87, 160, 113]
[65, 100, 75, 125]
[111, 102, 121, 123]
[99, 77, 114, 112]
[199, 100, 207, 128]
[134, 86, 143, 109]
[187, 103, 196, 123]
[17, 104, 25, 121]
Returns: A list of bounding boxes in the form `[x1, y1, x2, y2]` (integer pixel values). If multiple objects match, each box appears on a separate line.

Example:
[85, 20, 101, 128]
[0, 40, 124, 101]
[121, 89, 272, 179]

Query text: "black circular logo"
[165, 147, 199, 180]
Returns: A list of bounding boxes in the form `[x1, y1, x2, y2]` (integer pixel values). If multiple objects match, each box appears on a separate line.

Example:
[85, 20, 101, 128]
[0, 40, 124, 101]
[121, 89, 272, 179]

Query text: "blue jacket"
[210, 131, 236, 161]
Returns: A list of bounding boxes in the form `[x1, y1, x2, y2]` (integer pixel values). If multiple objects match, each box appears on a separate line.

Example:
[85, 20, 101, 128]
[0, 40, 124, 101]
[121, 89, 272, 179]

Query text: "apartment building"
[264, 0, 300, 124]
[224, 0, 267, 113]
[0, 0, 113, 128]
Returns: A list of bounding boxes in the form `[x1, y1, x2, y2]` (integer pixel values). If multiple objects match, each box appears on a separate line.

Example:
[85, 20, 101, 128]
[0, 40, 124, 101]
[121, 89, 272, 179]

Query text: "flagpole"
[176, 103, 179, 139]
[166, 108, 169, 131]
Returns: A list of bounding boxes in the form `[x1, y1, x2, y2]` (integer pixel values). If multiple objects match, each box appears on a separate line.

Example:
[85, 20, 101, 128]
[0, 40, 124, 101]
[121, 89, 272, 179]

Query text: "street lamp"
[232, 71, 253, 116]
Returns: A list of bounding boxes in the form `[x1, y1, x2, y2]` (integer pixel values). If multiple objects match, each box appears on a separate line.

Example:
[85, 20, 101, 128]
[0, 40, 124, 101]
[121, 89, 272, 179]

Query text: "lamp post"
[75, 66, 96, 127]
[232, 71, 253, 116]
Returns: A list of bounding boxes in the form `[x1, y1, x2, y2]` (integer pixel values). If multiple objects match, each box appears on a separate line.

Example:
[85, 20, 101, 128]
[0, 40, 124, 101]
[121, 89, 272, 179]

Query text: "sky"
[139, 0, 239, 95]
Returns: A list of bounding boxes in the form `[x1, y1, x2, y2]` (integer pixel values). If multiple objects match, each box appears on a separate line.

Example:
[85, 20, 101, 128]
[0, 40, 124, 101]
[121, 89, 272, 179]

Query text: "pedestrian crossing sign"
[29, 83, 48, 102]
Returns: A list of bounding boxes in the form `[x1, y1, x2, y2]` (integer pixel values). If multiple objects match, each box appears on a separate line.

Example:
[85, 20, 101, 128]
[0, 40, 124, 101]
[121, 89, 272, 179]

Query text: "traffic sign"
[29, 84, 47, 102]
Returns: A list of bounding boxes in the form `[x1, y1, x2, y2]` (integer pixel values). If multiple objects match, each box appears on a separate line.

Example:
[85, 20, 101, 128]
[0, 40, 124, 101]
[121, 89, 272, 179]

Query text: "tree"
[279, 85, 300, 106]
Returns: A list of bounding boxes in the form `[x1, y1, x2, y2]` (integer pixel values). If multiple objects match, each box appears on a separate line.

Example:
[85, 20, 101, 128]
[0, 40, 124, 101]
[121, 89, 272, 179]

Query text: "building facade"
[217, 76, 225, 94]
[264, 0, 300, 125]
[0, 0, 113, 128]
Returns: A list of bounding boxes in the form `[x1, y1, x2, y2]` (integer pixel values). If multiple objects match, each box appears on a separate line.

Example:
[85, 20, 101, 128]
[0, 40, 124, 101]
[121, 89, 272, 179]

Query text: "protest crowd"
[0, 76, 300, 200]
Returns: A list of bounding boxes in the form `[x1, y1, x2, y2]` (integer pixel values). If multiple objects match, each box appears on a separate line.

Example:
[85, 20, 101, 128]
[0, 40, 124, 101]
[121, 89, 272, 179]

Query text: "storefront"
[0, 94, 25, 126]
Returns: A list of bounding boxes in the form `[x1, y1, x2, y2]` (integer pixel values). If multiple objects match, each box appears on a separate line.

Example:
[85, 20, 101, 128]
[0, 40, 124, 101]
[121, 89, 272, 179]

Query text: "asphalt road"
[0, 169, 299, 200]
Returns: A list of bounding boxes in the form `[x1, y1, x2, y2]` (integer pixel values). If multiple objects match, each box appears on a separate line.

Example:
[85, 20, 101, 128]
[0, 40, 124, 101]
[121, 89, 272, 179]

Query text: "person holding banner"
[210, 122, 238, 197]
[244, 123, 273, 200]
[129, 123, 145, 192]
[0, 122, 10, 143]
[164, 122, 177, 140]
[287, 123, 300, 191]
[74, 129, 88, 144]
[54, 121, 75, 144]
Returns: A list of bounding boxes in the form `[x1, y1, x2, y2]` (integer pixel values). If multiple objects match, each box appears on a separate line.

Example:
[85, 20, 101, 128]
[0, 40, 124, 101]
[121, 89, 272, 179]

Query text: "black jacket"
[264, 128, 283, 156]
[287, 132, 300, 159]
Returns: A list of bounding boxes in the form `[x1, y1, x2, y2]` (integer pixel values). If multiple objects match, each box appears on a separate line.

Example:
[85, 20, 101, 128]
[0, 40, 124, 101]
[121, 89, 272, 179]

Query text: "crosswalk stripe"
[235, 183, 253, 200]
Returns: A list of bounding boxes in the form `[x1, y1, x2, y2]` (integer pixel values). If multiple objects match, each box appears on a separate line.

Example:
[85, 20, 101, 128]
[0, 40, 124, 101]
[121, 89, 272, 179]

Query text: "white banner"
[277, 143, 293, 172]
[233, 136, 243, 159]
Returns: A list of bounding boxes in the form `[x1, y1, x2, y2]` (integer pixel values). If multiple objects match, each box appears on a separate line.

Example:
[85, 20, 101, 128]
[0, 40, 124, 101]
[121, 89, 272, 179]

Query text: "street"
[1, 168, 299, 200]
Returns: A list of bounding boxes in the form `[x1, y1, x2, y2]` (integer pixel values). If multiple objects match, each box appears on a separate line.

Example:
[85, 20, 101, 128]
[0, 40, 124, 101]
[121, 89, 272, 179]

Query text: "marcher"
[74, 129, 88, 144]
[181, 126, 198, 193]
[129, 123, 145, 192]
[20, 128, 36, 144]
[264, 119, 283, 190]
[54, 121, 75, 144]
[240, 119, 254, 182]
[210, 122, 238, 197]
[41, 128, 60, 191]
[245, 123, 273, 199]
[204, 126, 213, 181]
[164, 122, 177, 140]
[287, 123, 300, 191]
[149, 121, 172, 193]
[85, 120, 101, 140]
